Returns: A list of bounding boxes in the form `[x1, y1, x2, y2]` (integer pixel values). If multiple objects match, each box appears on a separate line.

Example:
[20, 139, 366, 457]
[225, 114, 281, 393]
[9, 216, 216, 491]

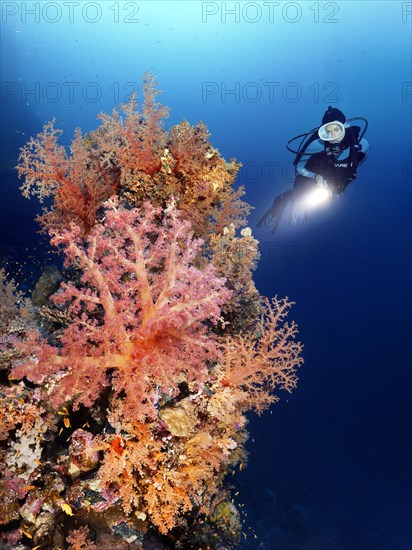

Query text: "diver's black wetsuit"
[295, 125, 367, 194]
[258, 125, 370, 234]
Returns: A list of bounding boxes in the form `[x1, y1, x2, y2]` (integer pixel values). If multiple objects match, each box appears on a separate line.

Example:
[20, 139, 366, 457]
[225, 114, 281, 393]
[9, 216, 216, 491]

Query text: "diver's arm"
[295, 139, 324, 179]
[297, 164, 317, 179]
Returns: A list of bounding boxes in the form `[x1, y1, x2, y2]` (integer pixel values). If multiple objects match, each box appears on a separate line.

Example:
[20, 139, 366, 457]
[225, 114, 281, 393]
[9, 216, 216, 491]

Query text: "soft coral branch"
[96, 72, 169, 177]
[17, 122, 118, 236]
[216, 296, 304, 413]
[17, 119, 70, 201]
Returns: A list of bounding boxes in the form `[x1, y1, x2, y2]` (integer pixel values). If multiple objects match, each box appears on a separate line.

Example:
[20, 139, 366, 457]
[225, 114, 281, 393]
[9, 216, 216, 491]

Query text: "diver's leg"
[257, 189, 294, 234]
[289, 176, 315, 225]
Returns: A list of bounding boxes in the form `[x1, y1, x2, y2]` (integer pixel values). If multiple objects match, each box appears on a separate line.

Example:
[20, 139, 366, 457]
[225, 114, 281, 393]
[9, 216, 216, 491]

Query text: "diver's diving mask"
[318, 120, 346, 143]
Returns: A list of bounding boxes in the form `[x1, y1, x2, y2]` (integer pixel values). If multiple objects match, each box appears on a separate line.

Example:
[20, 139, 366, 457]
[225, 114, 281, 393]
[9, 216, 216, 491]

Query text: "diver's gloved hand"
[315, 174, 329, 189]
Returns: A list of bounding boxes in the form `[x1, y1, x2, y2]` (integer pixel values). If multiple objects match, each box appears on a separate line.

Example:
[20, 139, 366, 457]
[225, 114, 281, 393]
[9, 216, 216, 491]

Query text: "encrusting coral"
[0, 73, 303, 549]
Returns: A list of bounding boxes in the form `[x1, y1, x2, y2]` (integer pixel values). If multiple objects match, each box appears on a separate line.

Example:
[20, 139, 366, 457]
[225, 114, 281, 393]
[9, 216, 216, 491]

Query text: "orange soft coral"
[93, 399, 246, 534]
[215, 296, 304, 414]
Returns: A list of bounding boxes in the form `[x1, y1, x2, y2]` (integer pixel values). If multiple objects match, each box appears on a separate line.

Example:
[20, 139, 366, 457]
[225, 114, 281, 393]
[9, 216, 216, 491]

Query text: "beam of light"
[303, 186, 333, 209]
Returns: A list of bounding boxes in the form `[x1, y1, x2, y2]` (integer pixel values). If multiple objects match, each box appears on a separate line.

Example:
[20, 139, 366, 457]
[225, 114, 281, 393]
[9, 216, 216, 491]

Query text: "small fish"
[61, 503, 74, 516]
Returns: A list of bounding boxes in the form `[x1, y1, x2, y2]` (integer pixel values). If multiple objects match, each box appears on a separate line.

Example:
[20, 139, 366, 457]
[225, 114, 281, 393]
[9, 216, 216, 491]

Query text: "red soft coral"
[12, 198, 231, 421]
[17, 122, 118, 236]
[16, 73, 169, 237]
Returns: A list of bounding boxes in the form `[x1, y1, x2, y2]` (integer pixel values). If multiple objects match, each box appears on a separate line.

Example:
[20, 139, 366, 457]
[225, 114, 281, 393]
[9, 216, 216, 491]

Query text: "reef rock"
[159, 397, 198, 437]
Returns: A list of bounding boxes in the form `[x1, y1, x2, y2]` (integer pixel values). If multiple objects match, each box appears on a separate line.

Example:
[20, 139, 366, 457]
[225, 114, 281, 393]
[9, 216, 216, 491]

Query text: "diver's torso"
[302, 137, 358, 193]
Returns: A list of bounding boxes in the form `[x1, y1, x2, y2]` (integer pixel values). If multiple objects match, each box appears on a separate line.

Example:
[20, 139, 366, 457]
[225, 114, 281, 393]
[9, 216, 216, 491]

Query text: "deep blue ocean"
[1, 1, 411, 548]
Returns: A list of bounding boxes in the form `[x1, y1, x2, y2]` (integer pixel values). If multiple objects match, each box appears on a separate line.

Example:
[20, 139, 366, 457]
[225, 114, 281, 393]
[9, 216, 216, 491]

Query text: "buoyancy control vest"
[322, 125, 361, 186]
[292, 125, 362, 194]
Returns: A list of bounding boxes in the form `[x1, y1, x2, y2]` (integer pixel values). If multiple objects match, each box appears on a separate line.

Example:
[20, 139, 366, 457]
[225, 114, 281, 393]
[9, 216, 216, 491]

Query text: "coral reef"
[210, 223, 263, 334]
[0, 269, 34, 371]
[0, 73, 303, 549]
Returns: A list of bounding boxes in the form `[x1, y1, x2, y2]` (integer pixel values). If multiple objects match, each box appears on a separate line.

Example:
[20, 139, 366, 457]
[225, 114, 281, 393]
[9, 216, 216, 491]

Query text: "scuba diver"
[257, 106, 370, 234]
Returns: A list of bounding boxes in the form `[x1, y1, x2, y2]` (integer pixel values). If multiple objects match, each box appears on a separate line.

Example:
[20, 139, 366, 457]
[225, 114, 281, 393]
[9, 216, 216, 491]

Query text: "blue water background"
[1, 1, 411, 548]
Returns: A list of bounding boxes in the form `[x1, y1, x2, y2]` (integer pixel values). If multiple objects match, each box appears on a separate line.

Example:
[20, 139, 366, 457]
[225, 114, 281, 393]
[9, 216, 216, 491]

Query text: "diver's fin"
[257, 190, 294, 234]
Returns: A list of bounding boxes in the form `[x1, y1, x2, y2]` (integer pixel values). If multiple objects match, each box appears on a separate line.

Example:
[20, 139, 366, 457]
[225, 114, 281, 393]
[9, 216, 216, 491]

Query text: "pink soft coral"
[12, 198, 231, 421]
